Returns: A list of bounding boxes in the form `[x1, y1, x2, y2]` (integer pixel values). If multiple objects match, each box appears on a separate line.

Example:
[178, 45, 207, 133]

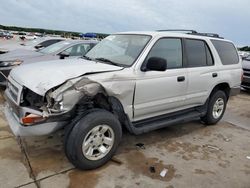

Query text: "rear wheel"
[201, 90, 227, 125]
[64, 109, 122, 170]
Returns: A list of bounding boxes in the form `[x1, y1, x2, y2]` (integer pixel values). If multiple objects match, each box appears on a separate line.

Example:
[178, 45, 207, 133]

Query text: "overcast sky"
[0, 0, 249, 46]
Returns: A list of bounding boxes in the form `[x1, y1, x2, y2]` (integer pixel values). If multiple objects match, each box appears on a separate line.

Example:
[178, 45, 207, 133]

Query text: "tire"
[64, 109, 122, 170]
[201, 90, 227, 125]
[63, 108, 100, 161]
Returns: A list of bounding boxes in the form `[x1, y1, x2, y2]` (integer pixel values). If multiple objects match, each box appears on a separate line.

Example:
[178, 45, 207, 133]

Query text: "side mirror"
[143, 57, 167, 71]
[34, 44, 43, 49]
[59, 52, 70, 59]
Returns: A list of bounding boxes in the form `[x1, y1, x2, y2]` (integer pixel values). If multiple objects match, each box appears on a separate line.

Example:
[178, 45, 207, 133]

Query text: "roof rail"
[157, 29, 197, 34]
[156, 29, 223, 39]
[190, 32, 224, 39]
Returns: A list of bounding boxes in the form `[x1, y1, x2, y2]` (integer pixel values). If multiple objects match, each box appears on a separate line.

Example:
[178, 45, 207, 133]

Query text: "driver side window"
[146, 38, 183, 69]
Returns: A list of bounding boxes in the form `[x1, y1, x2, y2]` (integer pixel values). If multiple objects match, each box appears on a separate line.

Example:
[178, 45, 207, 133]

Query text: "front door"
[133, 38, 188, 121]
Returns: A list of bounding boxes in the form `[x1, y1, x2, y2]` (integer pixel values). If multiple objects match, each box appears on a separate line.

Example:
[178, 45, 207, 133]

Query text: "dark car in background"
[242, 55, 250, 91]
[0, 37, 64, 54]
[0, 40, 97, 85]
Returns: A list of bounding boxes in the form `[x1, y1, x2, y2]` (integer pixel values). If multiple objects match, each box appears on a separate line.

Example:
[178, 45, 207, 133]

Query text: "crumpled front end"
[4, 75, 107, 136]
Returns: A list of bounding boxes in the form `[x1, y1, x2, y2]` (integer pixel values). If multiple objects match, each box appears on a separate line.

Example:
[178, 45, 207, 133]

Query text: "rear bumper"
[230, 86, 241, 96]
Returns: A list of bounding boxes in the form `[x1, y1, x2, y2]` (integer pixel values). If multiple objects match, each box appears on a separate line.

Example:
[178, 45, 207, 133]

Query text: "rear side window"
[185, 39, 213, 67]
[211, 40, 239, 65]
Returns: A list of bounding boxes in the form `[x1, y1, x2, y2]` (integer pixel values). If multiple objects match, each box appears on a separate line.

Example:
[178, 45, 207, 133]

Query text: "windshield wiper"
[82, 55, 92, 60]
[94, 57, 120, 66]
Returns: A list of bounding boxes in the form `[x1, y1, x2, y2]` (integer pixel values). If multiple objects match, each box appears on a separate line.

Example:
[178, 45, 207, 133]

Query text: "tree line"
[238, 46, 250, 51]
[0, 24, 108, 38]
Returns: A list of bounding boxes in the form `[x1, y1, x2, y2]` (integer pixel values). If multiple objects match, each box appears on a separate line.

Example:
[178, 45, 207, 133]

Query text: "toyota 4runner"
[4, 30, 242, 170]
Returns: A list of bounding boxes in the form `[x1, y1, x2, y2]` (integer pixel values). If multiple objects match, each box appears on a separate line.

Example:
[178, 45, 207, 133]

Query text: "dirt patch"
[194, 169, 216, 175]
[161, 141, 200, 153]
[241, 169, 250, 175]
[0, 147, 23, 161]
[157, 140, 227, 162]
[218, 160, 230, 168]
[68, 169, 100, 188]
[0, 126, 11, 133]
[124, 150, 176, 182]
[27, 147, 68, 176]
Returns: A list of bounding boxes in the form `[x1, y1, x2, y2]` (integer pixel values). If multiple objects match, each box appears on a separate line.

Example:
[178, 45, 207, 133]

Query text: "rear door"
[184, 39, 218, 108]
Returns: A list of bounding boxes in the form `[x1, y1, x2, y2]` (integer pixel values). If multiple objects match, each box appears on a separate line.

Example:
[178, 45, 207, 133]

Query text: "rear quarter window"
[211, 40, 239, 65]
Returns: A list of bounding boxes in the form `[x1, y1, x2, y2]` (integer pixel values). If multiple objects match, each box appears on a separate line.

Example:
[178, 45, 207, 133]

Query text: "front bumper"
[4, 88, 68, 136]
[4, 104, 66, 136]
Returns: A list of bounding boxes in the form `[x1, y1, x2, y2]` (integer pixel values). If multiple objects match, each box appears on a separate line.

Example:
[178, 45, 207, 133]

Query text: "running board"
[127, 109, 203, 135]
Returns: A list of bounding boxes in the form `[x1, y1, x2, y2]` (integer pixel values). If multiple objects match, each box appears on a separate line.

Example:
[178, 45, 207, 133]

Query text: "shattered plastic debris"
[160, 168, 168, 177]
[224, 138, 230, 142]
[136, 143, 145, 149]
[203, 144, 220, 151]
[149, 166, 156, 173]
[246, 156, 250, 160]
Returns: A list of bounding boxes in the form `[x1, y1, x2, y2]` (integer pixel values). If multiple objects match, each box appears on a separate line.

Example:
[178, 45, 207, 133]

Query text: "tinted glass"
[38, 39, 62, 48]
[63, 43, 92, 56]
[211, 40, 239, 65]
[146, 38, 182, 69]
[205, 45, 214, 66]
[186, 39, 207, 67]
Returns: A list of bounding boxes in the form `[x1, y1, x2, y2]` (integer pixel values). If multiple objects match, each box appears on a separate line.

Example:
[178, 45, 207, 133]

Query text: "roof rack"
[190, 32, 224, 39]
[157, 29, 198, 34]
[156, 29, 223, 39]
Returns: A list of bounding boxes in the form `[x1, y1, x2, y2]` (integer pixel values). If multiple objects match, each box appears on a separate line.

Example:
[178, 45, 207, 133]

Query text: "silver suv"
[4, 30, 242, 170]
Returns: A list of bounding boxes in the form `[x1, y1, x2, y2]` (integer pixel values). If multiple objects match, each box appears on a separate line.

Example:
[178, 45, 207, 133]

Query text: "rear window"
[211, 40, 239, 65]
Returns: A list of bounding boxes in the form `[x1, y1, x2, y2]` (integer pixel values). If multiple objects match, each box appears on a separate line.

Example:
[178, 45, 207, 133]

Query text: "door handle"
[212, 73, 218, 78]
[177, 76, 185, 82]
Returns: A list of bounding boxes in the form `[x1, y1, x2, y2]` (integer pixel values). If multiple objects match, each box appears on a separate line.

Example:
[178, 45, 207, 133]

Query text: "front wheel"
[65, 109, 122, 170]
[201, 90, 227, 125]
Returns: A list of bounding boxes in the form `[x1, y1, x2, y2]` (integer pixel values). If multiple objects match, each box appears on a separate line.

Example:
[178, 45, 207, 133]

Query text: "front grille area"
[7, 80, 20, 103]
[242, 81, 250, 87]
[243, 68, 250, 77]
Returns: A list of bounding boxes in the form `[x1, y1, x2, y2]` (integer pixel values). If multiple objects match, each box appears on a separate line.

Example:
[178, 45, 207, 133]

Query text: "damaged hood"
[10, 59, 123, 95]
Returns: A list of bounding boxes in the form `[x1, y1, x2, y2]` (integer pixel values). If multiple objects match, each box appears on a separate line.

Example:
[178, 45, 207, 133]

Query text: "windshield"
[39, 41, 71, 54]
[86, 34, 151, 66]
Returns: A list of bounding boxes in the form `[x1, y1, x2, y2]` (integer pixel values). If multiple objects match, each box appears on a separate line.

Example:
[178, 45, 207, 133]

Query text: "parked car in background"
[0, 31, 13, 39]
[20, 34, 37, 40]
[3, 30, 241, 170]
[0, 40, 97, 85]
[242, 55, 250, 91]
[0, 37, 64, 54]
